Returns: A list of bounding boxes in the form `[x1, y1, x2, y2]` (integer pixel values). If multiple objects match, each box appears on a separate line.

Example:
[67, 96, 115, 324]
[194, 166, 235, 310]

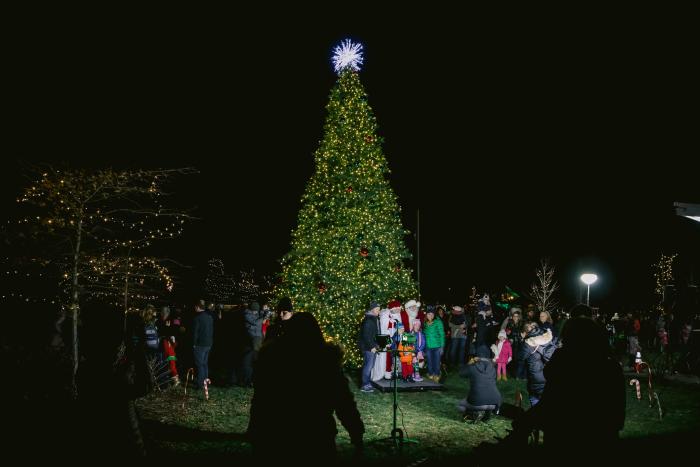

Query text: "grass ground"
[137, 367, 700, 464]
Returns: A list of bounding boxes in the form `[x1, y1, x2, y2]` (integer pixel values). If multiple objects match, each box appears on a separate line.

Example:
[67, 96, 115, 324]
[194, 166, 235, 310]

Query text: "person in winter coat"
[491, 330, 513, 381]
[458, 346, 502, 421]
[449, 306, 468, 366]
[248, 312, 365, 463]
[358, 301, 381, 392]
[424, 308, 446, 382]
[192, 300, 214, 389]
[392, 323, 416, 382]
[511, 315, 625, 459]
[411, 319, 426, 382]
[240, 302, 264, 387]
[263, 297, 294, 344]
[520, 322, 556, 407]
[502, 308, 526, 378]
[475, 295, 499, 349]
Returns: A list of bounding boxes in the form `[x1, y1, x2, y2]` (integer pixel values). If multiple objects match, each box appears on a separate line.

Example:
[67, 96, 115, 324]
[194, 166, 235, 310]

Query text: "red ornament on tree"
[318, 282, 326, 293]
[360, 247, 369, 257]
[394, 264, 401, 272]
[346, 186, 353, 193]
[364, 135, 374, 143]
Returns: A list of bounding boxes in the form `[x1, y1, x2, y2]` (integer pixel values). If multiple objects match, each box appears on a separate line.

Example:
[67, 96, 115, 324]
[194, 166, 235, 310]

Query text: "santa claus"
[376, 300, 402, 379]
[401, 299, 424, 330]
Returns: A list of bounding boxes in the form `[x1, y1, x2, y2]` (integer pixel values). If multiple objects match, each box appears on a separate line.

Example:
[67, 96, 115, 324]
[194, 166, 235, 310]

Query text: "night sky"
[4, 22, 699, 311]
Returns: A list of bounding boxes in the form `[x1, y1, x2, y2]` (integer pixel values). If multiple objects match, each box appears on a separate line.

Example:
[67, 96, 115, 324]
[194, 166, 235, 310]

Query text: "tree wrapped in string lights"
[235, 268, 274, 305]
[279, 40, 416, 366]
[653, 253, 677, 312]
[205, 258, 235, 304]
[17, 166, 196, 390]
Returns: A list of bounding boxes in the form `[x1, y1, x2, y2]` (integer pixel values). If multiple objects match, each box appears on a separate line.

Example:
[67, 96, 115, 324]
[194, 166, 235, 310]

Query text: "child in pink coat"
[491, 330, 513, 381]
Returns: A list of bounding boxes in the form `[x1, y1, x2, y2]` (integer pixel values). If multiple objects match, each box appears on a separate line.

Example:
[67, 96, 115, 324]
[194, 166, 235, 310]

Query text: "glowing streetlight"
[580, 273, 598, 306]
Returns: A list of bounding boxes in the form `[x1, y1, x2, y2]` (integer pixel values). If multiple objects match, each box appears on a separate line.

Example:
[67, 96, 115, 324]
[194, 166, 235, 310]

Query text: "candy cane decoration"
[203, 378, 211, 401]
[636, 361, 655, 405]
[182, 368, 195, 409]
[629, 379, 641, 401]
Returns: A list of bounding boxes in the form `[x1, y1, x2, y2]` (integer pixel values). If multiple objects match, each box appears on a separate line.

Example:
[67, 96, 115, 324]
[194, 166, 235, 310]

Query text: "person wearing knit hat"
[264, 297, 294, 344]
[458, 345, 502, 421]
[423, 308, 446, 382]
[490, 330, 513, 381]
[359, 301, 382, 392]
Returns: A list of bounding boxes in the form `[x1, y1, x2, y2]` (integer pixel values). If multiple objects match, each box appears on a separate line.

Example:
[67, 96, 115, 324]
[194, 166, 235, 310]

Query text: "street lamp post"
[580, 273, 598, 306]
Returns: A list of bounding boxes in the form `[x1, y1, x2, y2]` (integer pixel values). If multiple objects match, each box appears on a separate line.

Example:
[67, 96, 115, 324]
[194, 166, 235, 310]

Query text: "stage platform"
[371, 377, 446, 392]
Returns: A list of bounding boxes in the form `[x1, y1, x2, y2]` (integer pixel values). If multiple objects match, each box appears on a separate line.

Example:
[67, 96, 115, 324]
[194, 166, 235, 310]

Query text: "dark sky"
[4, 21, 699, 311]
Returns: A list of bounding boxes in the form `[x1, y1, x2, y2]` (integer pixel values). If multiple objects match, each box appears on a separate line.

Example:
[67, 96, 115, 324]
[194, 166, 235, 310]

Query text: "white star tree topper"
[332, 39, 364, 74]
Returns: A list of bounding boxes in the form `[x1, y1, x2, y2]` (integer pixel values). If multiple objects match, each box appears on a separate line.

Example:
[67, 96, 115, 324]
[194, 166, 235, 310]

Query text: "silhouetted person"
[263, 296, 294, 344]
[227, 305, 253, 387]
[248, 312, 364, 463]
[77, 309, 151, 459]
[512, 314, 625, 458]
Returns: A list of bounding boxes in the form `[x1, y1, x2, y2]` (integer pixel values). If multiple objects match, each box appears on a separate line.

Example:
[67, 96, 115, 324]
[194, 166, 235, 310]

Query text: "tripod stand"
[377, 346, 419, 449]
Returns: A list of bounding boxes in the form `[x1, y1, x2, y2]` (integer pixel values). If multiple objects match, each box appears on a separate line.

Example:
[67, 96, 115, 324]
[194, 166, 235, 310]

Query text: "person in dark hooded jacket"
[458, 346, 502, 421]
[520, 321, 556, 407]
[248, 312, 364, 463]
[508, 312, 625, 460]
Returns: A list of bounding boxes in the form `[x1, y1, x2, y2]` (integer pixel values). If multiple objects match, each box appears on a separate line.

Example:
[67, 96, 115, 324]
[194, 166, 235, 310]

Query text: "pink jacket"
[495, 339, 512, 364]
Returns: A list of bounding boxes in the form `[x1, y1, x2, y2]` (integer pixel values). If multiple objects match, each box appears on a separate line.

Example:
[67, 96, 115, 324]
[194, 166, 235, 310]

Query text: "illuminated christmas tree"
[205, 258, 235, 304]
[279, 40, 416, 365]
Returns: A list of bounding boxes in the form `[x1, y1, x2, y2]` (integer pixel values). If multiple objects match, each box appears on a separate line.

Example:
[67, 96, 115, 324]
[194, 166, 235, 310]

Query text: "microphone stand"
[377, 343, 419, 450]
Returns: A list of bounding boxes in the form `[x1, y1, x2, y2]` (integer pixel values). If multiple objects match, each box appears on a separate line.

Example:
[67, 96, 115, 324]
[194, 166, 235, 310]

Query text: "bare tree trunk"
[70, 213, 84, 396]
[124, 249, 131, 315]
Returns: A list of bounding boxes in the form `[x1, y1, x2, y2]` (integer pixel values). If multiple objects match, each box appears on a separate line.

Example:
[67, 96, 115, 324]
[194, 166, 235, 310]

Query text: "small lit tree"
[653, 253, 677, 312]
[529, 259, 559, 314]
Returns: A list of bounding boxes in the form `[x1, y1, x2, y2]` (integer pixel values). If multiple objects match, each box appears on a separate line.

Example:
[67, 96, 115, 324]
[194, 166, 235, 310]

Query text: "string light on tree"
[653, 253, 677, 311]
[279, 40, 416, 366]
[14, 166, 196, 390]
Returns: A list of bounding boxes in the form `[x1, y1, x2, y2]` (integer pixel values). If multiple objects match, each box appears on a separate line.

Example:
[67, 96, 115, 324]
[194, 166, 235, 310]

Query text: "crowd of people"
[116, 292, 698, 462]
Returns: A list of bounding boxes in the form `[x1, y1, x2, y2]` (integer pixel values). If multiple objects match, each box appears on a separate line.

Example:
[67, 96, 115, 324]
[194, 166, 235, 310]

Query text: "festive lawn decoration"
[279, 40, 416, 365]
[630, 379, 642, 401]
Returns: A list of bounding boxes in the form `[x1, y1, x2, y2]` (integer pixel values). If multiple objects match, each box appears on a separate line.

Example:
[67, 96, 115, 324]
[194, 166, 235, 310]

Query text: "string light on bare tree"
[16, 165, 196, 394]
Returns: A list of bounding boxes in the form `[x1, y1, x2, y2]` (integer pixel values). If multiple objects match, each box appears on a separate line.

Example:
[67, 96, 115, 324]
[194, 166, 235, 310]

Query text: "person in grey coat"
[241, 301, 264, 386]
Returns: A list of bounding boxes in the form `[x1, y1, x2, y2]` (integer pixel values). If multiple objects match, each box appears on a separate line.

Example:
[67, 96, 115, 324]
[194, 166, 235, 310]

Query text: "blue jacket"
[192, 311, 214, 347]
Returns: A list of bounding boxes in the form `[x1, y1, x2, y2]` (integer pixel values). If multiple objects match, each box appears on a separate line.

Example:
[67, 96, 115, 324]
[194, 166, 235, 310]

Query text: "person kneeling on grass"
[458, 346, 502, 421]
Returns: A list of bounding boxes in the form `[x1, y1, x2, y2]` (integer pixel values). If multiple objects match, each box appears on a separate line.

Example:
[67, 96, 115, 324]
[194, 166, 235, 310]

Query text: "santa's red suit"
[378, 301, 403, 379]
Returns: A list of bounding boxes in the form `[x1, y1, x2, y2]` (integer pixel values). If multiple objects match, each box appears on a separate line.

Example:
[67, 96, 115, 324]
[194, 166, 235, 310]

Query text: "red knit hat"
[387, 300, 401, 309]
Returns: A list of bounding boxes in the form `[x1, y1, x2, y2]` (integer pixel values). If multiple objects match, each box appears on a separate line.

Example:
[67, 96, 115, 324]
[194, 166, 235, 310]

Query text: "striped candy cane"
[629, 379, 641, 401]
[204, 378, 211, 401]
